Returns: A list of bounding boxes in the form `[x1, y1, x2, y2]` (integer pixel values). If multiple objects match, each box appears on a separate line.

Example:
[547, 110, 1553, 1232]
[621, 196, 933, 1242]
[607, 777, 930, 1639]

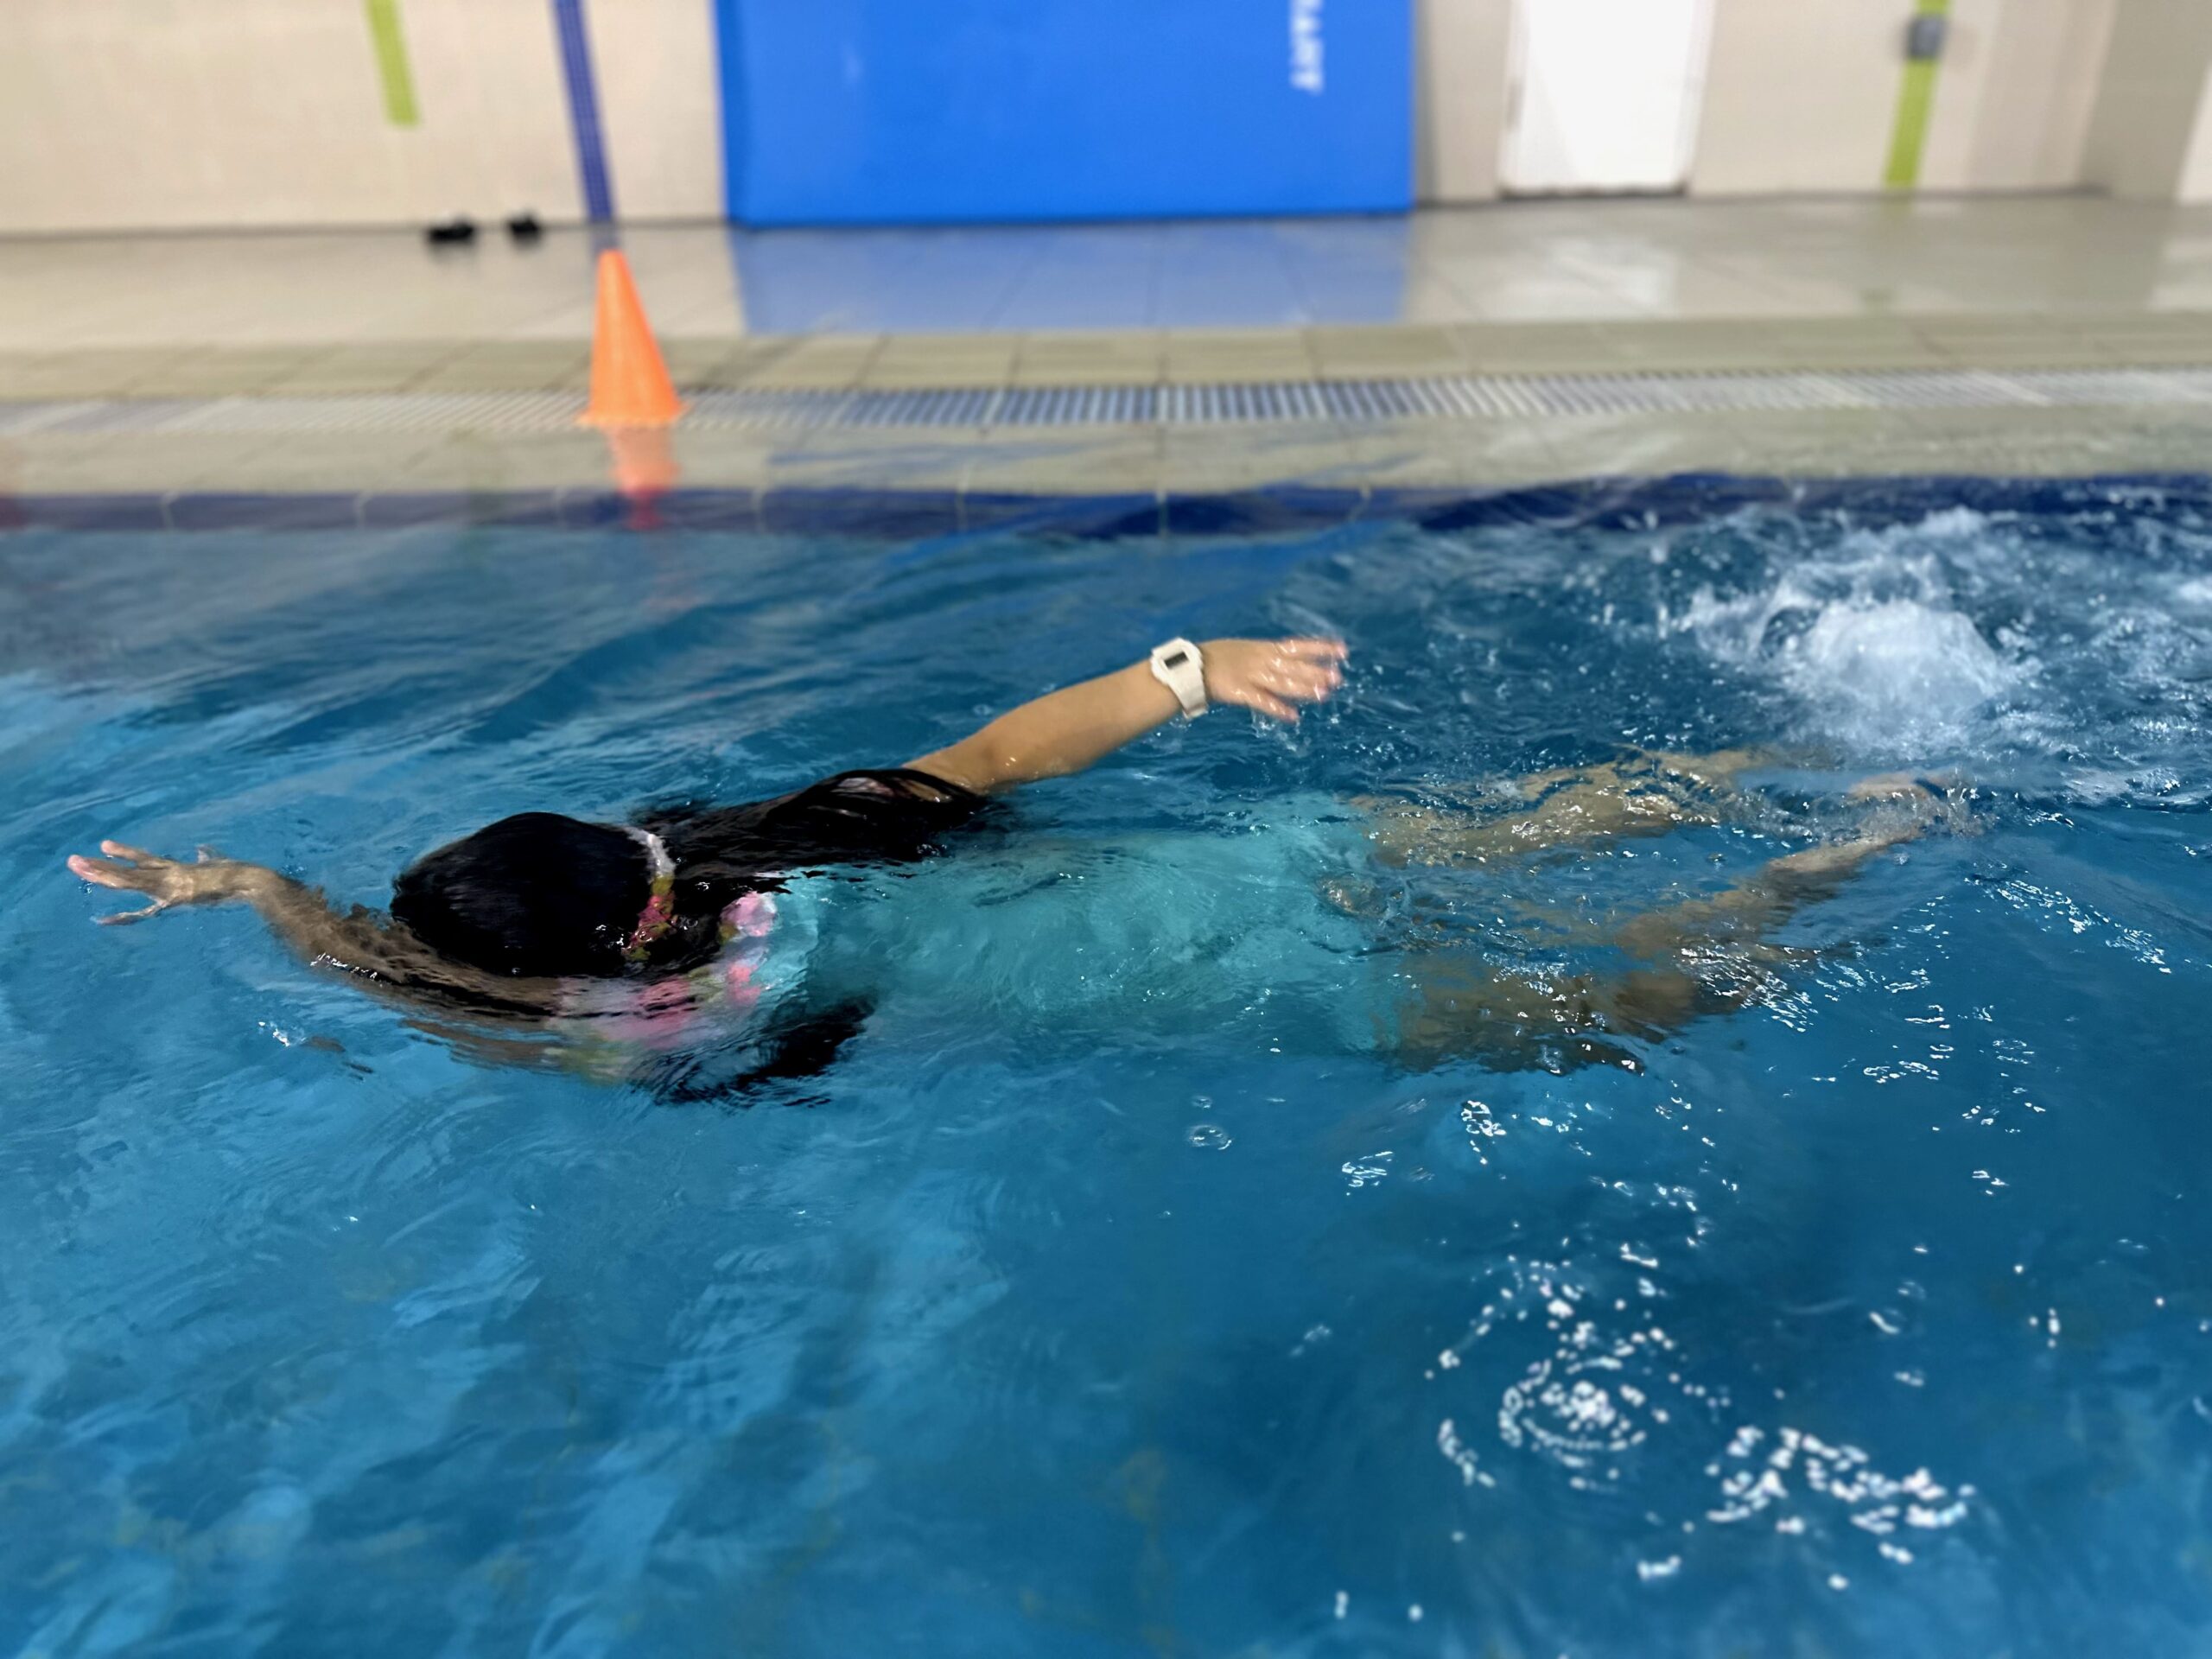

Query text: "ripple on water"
[1436, 1255, 1721, 1497]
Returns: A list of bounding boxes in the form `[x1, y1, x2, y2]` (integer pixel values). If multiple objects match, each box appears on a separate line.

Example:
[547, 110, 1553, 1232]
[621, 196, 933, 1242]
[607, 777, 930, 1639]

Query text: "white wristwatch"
[1149, 638, 1209, 718]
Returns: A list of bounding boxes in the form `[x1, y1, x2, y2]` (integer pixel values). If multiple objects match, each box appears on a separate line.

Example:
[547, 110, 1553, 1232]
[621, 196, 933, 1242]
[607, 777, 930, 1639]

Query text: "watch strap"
[1148, 638, 1208, 718]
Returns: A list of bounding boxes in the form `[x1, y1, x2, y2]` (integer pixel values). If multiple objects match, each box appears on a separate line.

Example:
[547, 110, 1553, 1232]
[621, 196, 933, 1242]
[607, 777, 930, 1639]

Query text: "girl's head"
[391, 812, 655, 978]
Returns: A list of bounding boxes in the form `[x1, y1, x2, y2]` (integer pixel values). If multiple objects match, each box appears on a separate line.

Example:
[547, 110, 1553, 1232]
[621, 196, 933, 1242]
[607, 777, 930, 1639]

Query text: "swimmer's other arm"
[65, 842, 563, 1014]
[906, 636, 1346, 795]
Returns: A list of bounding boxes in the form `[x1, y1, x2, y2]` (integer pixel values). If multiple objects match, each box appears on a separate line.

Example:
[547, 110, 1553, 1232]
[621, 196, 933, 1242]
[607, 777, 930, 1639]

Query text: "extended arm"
[66, 842, 565, 1017]
[907, 636, 1346, 795]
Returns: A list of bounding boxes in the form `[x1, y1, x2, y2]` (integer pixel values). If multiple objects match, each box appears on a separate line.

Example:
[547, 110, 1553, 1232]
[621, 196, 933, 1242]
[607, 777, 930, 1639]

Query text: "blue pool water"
[3, 484, 2209, 1656]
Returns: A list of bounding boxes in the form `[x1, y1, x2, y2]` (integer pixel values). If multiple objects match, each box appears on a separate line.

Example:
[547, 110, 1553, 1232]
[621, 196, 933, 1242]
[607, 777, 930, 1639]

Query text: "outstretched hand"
[67, 841, 266, 925]
[1202, 637, 1348, 723]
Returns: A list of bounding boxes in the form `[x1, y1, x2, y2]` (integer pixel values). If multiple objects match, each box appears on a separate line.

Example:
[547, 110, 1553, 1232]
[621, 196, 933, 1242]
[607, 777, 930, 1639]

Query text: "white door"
[1501, 0, 1713, 195]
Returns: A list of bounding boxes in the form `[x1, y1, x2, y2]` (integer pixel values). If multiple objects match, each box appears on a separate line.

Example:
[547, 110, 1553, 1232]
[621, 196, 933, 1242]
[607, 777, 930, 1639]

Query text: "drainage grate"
[4, 365, 2210, 438]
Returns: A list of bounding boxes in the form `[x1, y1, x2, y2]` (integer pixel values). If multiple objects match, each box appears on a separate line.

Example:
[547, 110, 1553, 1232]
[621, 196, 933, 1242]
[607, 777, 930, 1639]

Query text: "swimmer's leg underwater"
[1371, 762, 1958, 1073]
[1357, 747, 1772, 868]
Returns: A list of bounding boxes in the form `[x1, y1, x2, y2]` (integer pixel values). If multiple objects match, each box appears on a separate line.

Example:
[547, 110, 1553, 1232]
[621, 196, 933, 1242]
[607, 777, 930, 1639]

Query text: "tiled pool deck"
[5, 197, 2212, 499]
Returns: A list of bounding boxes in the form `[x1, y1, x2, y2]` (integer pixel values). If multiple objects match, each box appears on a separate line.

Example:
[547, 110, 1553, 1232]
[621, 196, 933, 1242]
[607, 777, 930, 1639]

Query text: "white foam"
[1663, 512, 2024, 756]
[1783, 599, 2016, 741]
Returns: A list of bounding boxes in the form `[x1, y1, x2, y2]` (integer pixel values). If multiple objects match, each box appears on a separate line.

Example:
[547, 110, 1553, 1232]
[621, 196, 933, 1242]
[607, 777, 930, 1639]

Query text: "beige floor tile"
[2076, 309, 2212, 334]
[373, 431, 631, 492]
[0, 347, 198, 399]
[753, 429, 990, 493]
[1017, 330, 1165, 360]
[1455, 342, 1644, 376]
[658, 429, 782, 489]
[2085, 334, 2212, 365]
[1452, 319, 1634, 348]
[410, 344, 592, 392]
[660, 339, 749, 378]
[1160, 424, 1367, 490]
[146, 432, 446, 492]
[673, 339, 805, 389]
[117, 346, 336, 397]
[264, 342, 467, 394]
[1904, 311, 2075, 338]
[1012, 331, 1166, 387]
[1011, 357, 1160, 388]
[1734, 316, 1932, 344]
[684, 359, 778, 391]
[959, 431, 1164, 497]
[1163, 354, 1318, 385]
[0, 432, 301, 493]
[1311, 352, 1467, 382]
[743, 335, 884, 390]
[1611, 337, 1942, 372]
[1311, 324, 1465, 357]
[1162, 330, 1317, 385]
[1916, 338, 2125, 369]
[1331, 423, 1571, 491]
[864, 334, 1020, 389]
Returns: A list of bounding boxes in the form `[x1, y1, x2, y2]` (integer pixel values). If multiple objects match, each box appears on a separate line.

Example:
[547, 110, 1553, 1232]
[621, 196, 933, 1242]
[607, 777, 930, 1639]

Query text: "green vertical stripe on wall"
[1883, 0, 1951, 190]
[365, 0, 420, 128]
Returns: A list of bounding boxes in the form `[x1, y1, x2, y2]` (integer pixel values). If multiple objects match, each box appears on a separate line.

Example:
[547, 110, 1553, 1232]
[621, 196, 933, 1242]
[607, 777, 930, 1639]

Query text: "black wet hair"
[391, 812, 651, 979]
[391, 772, 988, 984]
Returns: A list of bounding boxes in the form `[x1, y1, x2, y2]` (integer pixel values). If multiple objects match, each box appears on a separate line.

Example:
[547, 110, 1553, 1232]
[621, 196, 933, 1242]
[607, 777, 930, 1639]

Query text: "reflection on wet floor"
[5, 197, 2212, 351]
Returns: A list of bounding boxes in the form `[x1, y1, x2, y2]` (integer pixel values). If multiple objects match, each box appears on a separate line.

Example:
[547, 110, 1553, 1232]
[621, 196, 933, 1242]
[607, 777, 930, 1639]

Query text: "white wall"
[2184, 76, 2212, 201]
[1691, 0, 1917, 194]
[1415, 0, 1514, 202]
[2082, 0, 2212, 200]
[1921, 0, 2117, 192]
[1689, 0, 2119, 197]
[0, 0, 721, 233]
[586, 0, 724, 219]
[3, 0, 2199, 230]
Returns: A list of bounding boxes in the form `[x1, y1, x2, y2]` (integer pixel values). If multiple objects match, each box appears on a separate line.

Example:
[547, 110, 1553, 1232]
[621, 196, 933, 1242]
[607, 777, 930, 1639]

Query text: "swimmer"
[65, 636, 1955, 1088]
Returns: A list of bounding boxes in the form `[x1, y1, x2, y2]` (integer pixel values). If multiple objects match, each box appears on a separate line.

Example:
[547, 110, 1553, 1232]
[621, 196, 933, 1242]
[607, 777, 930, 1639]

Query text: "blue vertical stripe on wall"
[551, 0, 615, 223]
[712, 0, 747, 224]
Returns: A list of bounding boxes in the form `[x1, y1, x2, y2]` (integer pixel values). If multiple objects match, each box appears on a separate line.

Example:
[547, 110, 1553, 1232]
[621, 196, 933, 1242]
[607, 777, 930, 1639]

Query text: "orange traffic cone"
[581, 248, 683, 428]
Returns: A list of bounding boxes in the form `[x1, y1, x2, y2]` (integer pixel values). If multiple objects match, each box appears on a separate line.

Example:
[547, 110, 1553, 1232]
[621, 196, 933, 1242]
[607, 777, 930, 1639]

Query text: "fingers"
[99, 840, 164, 865]
[1270, 636, 1349, 663]
[68, 854, 154, 892]
[1207, 637, 1347, 723]
[1255, 660, 1341, 704]
[96, 899, 168, 925]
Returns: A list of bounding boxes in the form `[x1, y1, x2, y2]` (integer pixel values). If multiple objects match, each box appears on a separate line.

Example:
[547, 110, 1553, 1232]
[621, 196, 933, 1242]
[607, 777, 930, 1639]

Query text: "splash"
[1662, 512, 2024, 757]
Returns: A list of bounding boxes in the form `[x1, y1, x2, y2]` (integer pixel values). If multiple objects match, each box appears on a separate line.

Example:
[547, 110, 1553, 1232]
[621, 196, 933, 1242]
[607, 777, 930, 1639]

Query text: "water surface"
[3, 488, 2209, 1656]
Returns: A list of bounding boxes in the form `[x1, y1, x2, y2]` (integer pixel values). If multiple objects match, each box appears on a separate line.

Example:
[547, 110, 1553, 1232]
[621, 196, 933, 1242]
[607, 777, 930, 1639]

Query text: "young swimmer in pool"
[67, 635, 1948, 1089]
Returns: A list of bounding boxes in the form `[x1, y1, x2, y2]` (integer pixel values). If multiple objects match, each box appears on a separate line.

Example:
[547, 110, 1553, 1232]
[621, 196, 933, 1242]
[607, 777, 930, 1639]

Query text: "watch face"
[1161, 651, 1188, 670]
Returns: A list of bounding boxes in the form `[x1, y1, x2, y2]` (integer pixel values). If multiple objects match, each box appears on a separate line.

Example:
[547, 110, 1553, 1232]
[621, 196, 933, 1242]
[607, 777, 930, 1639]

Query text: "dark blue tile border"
[1161, 488, 1369, 535]
[364, 490, 564, 529]
[167, 492, 361, 531]
[958, 492, 1159, 538]
[5, 474, 2211, 539]
[756, 488, 963, 538]
[4, 493, 173, 531]
[642, 488, 760, 531]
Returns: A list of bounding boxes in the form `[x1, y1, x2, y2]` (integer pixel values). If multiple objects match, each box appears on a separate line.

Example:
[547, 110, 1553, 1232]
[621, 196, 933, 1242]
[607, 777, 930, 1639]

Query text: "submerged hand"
[67, 841, 267, 925]
[1202, 636, 1348, 723]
